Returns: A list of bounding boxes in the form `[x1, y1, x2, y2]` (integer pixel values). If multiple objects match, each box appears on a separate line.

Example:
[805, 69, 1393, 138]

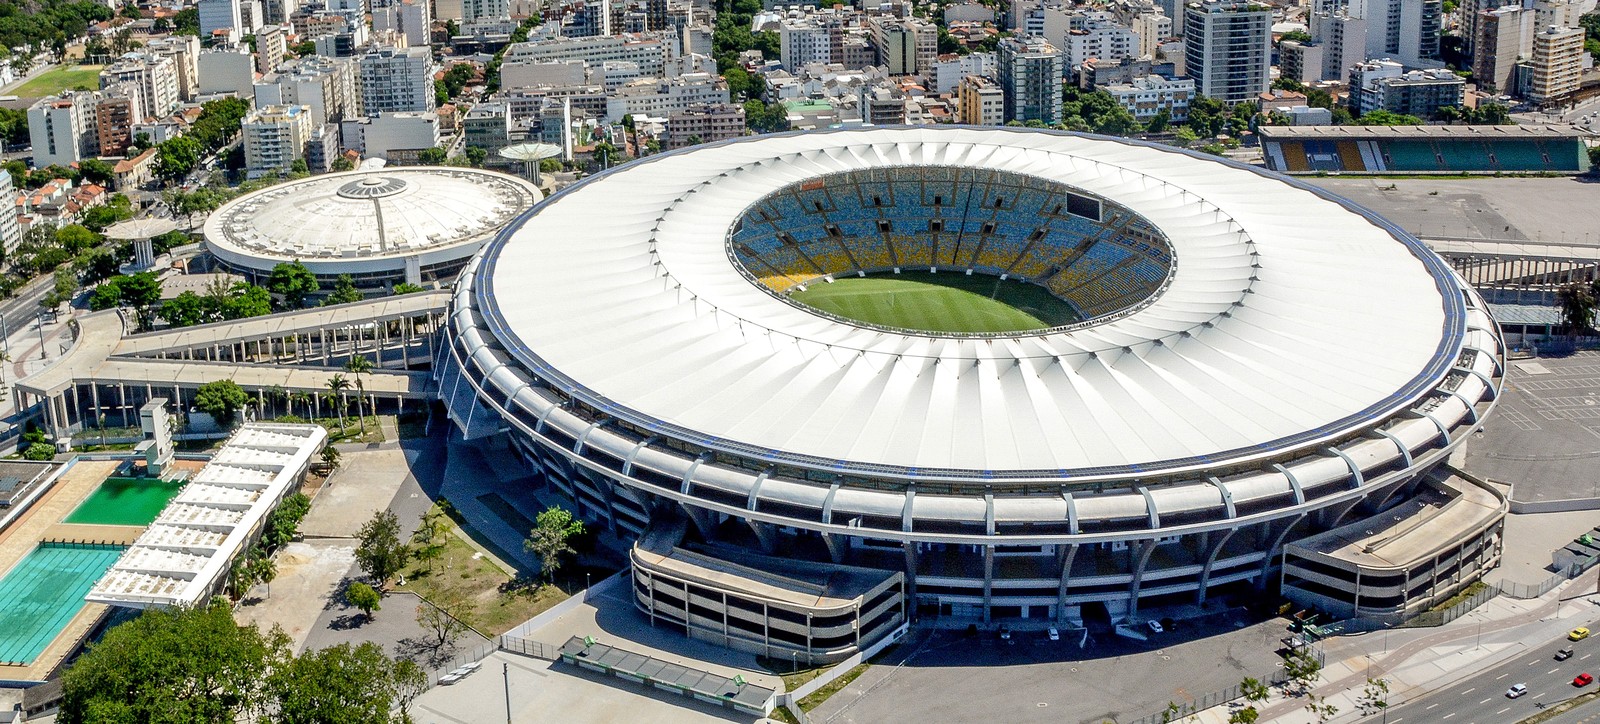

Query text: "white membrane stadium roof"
[477, 128, 1462, 474]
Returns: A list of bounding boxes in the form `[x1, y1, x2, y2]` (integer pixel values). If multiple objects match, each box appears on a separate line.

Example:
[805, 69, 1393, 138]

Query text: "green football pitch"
[788, 271, 1079, 334]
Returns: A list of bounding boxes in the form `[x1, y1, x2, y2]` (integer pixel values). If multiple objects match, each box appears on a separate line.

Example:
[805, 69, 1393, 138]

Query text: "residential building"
[1078, 56, 1155, 89]
[254, 56, 356, 127]
[198, 45, 257, 97]
[1529, 24, 1584, 102]
[0, 170, 19, 259]
[199, 0, 243, 37]
[870, 17, 937, 76]
[957, 74, 1005, 125]
[604, 74, 730, 120]
[463, 101, 512, 153]
[931, 52, 995, 94]
[305, 124, 339, 172]
[859, 85, 908, 125]
[1183, 0, 1270, 104]
[1065, 13, 1139, 68]
[112, 147, 159, 190]
[372, 0, 431, 48]
[1277, 39, 1324, 84]
[997, 35, 1064, 124]
[1306, 11, 1367, 82]
[502, 33, 674, 79]
[780, 19, 832, 70]
[146, 35, 202, 102]
[357, 46, 434, 115]
[665, 103, 745, 148]
[1100, 74, 1194, 121]
[243, 104, 313, 178]
[463, 0, 510, 23]
[27, 92, 98, 168]
[1134, 12, 1172, 59]
[255, 24, 289, 74]
[1472, 4, 1534, 94]
[1349, 60, 1465, 117]
[95, 93, 140, 157]
[100, 52, 180, 121]
[1308, 0, 1442, 74]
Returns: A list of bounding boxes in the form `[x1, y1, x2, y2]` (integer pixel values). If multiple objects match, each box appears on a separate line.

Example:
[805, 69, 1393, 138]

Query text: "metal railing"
[498, 635, 558, 661]
[1107, 669, 1291, 724]
[419, 640, 499, 691]
[1396, 583, 1500, 628]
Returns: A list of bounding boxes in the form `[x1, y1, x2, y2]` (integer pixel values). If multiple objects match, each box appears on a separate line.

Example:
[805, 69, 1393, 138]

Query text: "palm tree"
[1559, 282, 1596, 339]
[343, 355, 373, 435]
[267, 385, 287, 418]
[326, 374, 351, 430]
[289, 391, 310, 419]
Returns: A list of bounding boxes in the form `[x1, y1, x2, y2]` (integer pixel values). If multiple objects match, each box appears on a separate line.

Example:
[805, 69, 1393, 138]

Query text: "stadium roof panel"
[1256, 124, 1591, 139]
[475, 128, 1466, 474]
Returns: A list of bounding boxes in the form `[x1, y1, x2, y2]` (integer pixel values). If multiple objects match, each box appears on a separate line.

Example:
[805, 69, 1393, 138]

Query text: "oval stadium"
[437, 127, 1506, 664]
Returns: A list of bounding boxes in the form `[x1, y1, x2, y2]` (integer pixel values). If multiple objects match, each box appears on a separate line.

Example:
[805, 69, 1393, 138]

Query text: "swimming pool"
[63, 477, 185, 526]
[0, 543, 126, 665]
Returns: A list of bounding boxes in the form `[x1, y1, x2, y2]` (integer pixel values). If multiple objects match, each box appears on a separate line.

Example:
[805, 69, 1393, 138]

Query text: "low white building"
[198, 46, 257, 98]
[343, 111, 441, 161]
[1100, 74, 1194, 121]
[604, 74, 730, 122]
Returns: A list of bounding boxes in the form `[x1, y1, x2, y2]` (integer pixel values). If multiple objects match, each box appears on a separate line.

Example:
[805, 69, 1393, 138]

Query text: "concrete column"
[982, 545, 994, 624]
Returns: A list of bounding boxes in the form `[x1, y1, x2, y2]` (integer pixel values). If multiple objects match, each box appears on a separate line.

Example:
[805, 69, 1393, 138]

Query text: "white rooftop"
[203, 167, 541, 270]
[86, 423, 328, 609]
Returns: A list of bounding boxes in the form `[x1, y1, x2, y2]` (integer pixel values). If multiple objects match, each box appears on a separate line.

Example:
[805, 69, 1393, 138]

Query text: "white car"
[1147, 620, 1165, 634]
[1047, 627, 1060, 642]
[1506, 683, 1528, 699]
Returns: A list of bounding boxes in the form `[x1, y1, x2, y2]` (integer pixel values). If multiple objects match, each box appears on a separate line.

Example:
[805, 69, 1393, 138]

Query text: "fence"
[1502, 552, 1600, 600]
[1106, 669, 1290, 724]
[419, 640, 500, 691]
[1395, 583, 1501, 628]
[498, 635, 558, 661]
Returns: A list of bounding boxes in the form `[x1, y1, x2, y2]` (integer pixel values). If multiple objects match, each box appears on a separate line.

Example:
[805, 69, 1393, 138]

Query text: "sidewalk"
[1185, 572, 1600, 723]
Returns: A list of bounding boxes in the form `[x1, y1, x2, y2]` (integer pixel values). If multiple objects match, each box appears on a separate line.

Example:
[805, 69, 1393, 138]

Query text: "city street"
[1384, 625, 1600, 723]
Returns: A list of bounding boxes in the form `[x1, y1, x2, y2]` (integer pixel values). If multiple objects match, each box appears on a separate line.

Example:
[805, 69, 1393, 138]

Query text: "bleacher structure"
[728, 167, 1174, 321]
[1259, 125, 1593, 175]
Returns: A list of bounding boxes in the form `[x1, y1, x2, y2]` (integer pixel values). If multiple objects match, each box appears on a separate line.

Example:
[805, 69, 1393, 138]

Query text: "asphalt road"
[1384, 629, 1600, 724]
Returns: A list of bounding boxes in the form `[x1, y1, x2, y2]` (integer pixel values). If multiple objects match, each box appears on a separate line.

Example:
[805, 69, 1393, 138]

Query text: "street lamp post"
[35, 313, 45, 360]
[503, 662, 512, 724]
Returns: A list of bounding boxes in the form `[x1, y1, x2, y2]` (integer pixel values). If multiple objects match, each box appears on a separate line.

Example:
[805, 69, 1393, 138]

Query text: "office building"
[199, 0, 243, 36]
[957, 74, 1005, 125]
[997, 35, 1064, 124]
[463, 102, 513, 154]
[1183, 0, 1271, 103]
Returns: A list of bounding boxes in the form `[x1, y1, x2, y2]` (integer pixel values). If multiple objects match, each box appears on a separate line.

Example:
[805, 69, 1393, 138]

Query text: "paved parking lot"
[1464, 352, 1600, 505]
[811, 609, 1284, 724]
[1306, 176, 1600, 244]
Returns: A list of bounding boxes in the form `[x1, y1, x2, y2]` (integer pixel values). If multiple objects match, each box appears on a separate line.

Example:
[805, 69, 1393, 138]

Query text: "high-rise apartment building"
[198, 0, 243, 37]
[28, 92, 99, 168]
[1064, 13, 1139, 68]
[254, 56, 356, 128]
[145, 35, 201, 102]
[0, 166, 21, 258]
[1183, 0, 1270, 104]
[100, 52, 180, 121]
[256, 24, 289, 74]
[997, 35, 1064, 124]
[1472, 4, 1533, 93]
[242, 104, 313, 178]
[1529, 24, 1584, 102]
[1133, 13, 1172, 59]
[372, 0, 432, 48]
[957, 74, 1005, 125]
[665, 103, 745, 148]
[871, 17, 937, 76]
[1349, 60, 1464, 117]
[95, 93, 139, 157]
[357, 46, 435, 116]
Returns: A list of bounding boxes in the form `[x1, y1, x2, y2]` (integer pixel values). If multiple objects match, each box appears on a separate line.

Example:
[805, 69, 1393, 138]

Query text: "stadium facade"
[437, 128, 1504, 663]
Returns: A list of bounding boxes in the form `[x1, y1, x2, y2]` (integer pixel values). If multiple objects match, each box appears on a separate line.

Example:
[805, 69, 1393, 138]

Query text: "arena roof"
[475, 128, 1467, 475]
[1257, 124, 1591, 140]
[203, 167, 541, 273]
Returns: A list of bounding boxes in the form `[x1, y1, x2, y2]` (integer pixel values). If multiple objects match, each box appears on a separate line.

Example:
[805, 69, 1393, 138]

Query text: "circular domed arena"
[203, 167, 541, 289]
[438, 128, 1505, 660]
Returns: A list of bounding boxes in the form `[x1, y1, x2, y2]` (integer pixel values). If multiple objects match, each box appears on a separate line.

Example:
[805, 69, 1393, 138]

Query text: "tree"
[323, 274, 363, 306]
[345, 581, 381, 620]
[355, 510, 408, 586]
[1304, 694, 1338, 723]
[78, 158, 116, 187]
[59, 604, 288, 724]
[320, 442, 341, 471]
[343, 355, 373, 434]
[161, 290, 210, 327]
[1284, 648, 1323, 695]
[416, 591, 473, 650]
[524, 505, 585, 583]
[265, 641, 425, 723]
[1355, 109, 1425, 126]
[265, 493, 312, 549]
[391, 282, 425, 295]
[266, 261, 319, 308]
[23, 442, 56, 461]
[1240, 676, 1269, 705]
[418, 146, 449, 165]
[465, 145, 488, 167]
[1559, 281, 1596, 336]
[1357, 677, 1389, 716]
[195, 379, 249, 425]
[330, 157, 355, 172]
[1227, 706, 1259, 724]
[56, 224, 100, 253]
[412, 499, 452, 572]
[325, 373, 351, 429]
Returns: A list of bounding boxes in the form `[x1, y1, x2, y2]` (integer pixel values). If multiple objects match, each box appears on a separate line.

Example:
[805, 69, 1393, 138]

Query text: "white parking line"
[1427, 704, 1439, 710]
[1550, 668, 1561, 674]
[1480, 697, 1492, 704]
[1498, 708, 1511, 715]
[1462, 688, 1476, 695]
[1497, 673, 1510, 680]
[1584, 653, 1593, 660]
[1443, 713, 1457, 720]
[1531, 660, 1541, 666]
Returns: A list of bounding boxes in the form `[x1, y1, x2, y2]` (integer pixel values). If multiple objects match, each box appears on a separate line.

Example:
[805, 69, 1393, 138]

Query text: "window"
[929, 219, 944, 233]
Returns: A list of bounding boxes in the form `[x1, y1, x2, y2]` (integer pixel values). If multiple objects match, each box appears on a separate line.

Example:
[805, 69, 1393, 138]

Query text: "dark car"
[1558, 647, 1575, 661]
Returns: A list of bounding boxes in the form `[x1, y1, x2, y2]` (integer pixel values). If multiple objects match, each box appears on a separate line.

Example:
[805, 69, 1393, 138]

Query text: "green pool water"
[63, 477, 186, 526]
[0, 543, 126, 665]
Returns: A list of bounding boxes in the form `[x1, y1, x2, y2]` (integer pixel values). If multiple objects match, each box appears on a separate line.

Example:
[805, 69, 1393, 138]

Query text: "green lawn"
[10, 65, 104, 97]
[788, 271, 1078, 334]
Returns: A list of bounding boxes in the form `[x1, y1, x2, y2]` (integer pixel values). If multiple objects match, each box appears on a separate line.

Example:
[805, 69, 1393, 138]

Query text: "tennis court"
[0, 543, 126, 665]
